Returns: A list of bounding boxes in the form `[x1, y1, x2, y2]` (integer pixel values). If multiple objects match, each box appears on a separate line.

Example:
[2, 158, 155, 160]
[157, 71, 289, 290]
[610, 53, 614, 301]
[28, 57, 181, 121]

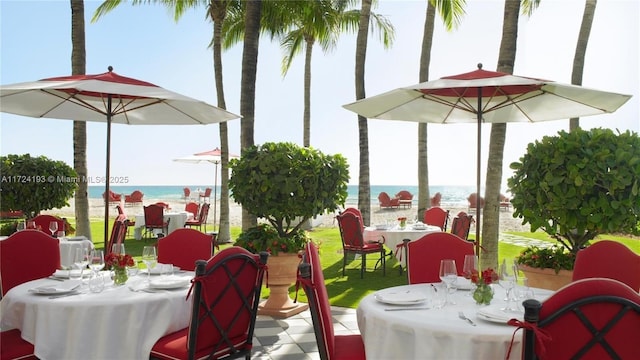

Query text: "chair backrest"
[297, 242, 336, 360]
[406, 232, 474, 284]
[116, 204, 125, 215]
[198, 203, 210, 224]
[143, 204, 165, 227]
[430, 192, 442, 207]
[378, 192, 397, 207]
[31, 214, 65, 234]
[127, 190, 144, 202]
[202, 188, 212, 197]
[0, 230, 61, 296]
[185, 202, 200, 218]
[423, 207, 449, 231]
[341, 208, 364, 232]
[395, 190, 413, 201]
[154, 201, 170, 209]
[468, 193, 485, 207]
[336, 212, 365, 250]
[157, 228, 214, 271]
[572, 240, 640, 291]
[183, 187, 190, 197]
[522, 278, 640, 360]
[106, 216, 127, 256]
[450, 211, 473, 240]
[186, 247, 268, 359]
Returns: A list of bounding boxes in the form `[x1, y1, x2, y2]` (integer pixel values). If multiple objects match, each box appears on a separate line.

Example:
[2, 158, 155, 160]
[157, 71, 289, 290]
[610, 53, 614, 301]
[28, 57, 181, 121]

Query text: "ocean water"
[89, 184, 477, 207]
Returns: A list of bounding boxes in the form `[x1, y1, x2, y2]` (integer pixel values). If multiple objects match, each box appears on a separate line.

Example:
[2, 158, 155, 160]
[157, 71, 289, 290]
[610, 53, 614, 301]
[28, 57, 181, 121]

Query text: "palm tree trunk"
[417, 2, 436, 220]
[482, 0, 521, 270]
[570, 0, 597, 131]
[71, 0, 91, 239]
[355, 0, 372, 226]
[240, 0, 261, 230]
[303, 38, 313, 147]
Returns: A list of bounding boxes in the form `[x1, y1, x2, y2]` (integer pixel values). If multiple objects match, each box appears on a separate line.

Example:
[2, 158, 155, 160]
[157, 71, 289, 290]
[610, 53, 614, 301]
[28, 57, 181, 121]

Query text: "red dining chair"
[336, 211, 385, 279]
[450, 211, 474, 241]
[296, 242, 366, 360]
[0, 329, 36, 360]
[572, 240, 640, 291]
[184, 203, 210, 232]
[519, 278, 640, 360]
[405, 232, 474, 284]
[106, 215, 127, 256]
[157, 228, 215, 271]
[31, 214, 65, 235]
[150, 247, 268, 360]
[341, 207, 364, 232]
[199, 187, 212, 204]
[143, 204, 169, 239]
[430, 192, 442, 207]
[0, 229, 61, 296]
[182, 187, 192, 202]
[423, 206, 449, 231]
[103, 190, 122, 205]
[124, 190, 144, 206]
[184, 201, 200, 218]
[467, 193, 484, 212]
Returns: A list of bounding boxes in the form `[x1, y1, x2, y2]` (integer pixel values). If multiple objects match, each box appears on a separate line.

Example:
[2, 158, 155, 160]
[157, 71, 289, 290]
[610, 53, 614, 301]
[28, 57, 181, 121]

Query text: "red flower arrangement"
[470, 268, 499, 285]
[105, 253, 135, 270]
[470, 268, 499, 305]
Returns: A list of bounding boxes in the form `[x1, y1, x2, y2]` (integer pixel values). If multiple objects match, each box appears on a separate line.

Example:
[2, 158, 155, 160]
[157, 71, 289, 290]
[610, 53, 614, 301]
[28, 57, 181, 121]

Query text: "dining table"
[363, 224, 441, 267]
[357, 282, 554, 360]
[0, 271, 194, 360]
[133, 211, 193, 240]
[0, 235, 94, 269]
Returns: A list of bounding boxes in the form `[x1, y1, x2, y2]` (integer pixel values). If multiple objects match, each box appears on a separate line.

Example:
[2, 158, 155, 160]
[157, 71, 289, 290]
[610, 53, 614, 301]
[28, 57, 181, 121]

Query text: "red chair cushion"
[0, 329, 36, 360]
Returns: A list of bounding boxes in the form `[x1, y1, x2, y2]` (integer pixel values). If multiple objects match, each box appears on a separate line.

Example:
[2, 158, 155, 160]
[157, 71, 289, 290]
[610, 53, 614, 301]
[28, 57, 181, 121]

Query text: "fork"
[458, 311, 476, 326]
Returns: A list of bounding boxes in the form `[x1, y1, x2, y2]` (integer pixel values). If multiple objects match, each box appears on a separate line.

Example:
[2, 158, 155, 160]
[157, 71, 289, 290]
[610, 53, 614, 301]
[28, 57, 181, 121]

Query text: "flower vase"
[113, 267, 128, 285]
[399, 220, 406, 229]
[472, 283, 494, 305]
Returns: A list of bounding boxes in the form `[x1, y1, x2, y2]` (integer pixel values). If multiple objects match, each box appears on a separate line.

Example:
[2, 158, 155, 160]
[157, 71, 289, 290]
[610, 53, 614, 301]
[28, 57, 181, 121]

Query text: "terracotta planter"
[258, 252, 308, 318]
[518, 264, 573, 291]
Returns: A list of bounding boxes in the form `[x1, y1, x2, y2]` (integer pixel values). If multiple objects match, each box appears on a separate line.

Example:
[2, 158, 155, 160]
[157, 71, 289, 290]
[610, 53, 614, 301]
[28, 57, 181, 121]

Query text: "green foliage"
[234, 223, 309, 255]
[516, 245, 577, 272]
[508, 128, 640, 253]
[229, 142, 349, 238]
[1, 154, 78, 219]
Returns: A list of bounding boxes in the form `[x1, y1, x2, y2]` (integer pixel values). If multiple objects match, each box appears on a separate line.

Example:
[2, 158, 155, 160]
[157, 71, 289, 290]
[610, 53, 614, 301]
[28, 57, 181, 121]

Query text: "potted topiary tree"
[508, 128, 640, 290]
[229, 142, 349, 317]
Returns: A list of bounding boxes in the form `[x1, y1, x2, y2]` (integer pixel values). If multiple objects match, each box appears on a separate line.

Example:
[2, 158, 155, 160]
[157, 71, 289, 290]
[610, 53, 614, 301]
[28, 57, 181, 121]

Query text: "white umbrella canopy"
[343, 64, 632, 252]
[173, 148, 240, 232]
[0, 67, 241, 245]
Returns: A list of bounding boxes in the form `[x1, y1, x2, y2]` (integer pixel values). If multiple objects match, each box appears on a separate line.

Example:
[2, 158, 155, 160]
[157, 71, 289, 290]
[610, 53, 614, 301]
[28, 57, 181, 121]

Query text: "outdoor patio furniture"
[157, 228, 215, 271]
[450, 211, 474, 241]
[103, 190, 122, 205]
[336, 211, 385, 279]
[124, 190, 144, 206]
[395, 190, 413, 208]
[377, 192, 400, 209]
[423, 206, 449, 231]
[406, 232, 474, 284]
[572, 240, 640, 291]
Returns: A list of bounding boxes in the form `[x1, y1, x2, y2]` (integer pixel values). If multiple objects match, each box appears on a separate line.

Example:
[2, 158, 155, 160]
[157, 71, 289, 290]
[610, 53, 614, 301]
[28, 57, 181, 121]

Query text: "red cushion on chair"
[335, 334, 366, 360]
[0, 329, 36, 360]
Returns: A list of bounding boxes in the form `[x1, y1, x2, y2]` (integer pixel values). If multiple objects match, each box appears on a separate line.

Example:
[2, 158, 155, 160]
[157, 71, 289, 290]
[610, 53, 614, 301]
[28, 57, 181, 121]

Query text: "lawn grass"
[80, 218, 638, 309]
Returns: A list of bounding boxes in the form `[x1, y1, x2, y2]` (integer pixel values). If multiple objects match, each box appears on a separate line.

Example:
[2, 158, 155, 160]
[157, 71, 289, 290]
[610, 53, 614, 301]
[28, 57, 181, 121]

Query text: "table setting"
[363, 221, 441, 266]
[357, 275, 554, 359]
[0, 252, 194, 360]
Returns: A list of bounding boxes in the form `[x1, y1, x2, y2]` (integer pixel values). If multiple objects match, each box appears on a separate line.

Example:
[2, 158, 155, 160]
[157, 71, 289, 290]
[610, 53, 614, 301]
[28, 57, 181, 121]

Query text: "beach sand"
[45, 197, 531, 233]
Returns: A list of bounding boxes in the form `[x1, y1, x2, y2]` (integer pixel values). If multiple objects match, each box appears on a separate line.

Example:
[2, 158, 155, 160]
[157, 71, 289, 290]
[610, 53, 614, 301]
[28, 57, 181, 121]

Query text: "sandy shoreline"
[43, 197, 531, 233]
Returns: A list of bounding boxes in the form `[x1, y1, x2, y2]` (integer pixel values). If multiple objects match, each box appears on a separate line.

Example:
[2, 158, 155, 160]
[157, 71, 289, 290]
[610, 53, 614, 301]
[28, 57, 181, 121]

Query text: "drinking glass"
[142, 246, 158, 282]
[89, 249, 105, 274]
[111, 243, 126, 255]
[49, 221, 58, 236]
[499, 259, 517, 312]
[70, 248, 87, 282]
[462, 254, 478, 295]
[439, 259, 458, 305]
[16, 221, 26, 231]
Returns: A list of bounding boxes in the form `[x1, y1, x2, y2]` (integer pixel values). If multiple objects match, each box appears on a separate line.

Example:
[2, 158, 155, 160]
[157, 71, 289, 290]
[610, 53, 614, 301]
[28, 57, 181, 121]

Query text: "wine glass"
[462, 254, 478, 295]
[71, 247, 89, 283]
[49, 221, 58, 237]
[16, 221, 26, 231]
[89, 249, 105, 274]
[111, 243, 126, 255]
[439, 259, 458, 305]
[499, 259, 517, 312]
[142, 246, 158, 282]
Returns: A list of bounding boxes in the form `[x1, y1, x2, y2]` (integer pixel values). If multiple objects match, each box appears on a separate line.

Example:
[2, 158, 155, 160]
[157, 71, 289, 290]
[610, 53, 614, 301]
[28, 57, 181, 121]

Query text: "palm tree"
[570, 0, 597, 131]
[71, 0, 91, 239]
[481, 0, 540, 269]
[416, 0, 466, 221]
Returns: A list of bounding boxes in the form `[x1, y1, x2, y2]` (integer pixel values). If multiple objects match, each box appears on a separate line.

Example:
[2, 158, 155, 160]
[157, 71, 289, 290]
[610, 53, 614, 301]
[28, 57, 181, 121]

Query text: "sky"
[1, 0, 638, 188]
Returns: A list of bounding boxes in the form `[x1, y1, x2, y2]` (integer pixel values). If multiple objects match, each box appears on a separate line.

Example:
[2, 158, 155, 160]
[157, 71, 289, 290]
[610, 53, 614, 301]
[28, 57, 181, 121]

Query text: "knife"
[384, 307, 430, 311]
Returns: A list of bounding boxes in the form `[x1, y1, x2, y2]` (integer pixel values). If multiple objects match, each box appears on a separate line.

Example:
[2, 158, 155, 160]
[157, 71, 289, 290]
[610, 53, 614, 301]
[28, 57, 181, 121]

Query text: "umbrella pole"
[213, 161, 218, 232]
[104, 95, 112, 250]
[475, 91, 482, 256]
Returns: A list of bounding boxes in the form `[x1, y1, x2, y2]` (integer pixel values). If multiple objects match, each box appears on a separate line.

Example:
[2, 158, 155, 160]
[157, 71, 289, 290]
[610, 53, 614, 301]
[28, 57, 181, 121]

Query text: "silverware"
[384, 307, 429, 311]
[48, 291, 81, 299]
[458, 311, 476, 326]
[47, 276, 65, 282]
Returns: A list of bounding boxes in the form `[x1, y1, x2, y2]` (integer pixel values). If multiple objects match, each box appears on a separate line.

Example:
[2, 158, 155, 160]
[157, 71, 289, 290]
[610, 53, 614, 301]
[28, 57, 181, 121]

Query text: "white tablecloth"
[357, 284, 554, 360]
[364, 225, 440, 266]
[133, 212, 191, 240]
[0, 235, 94, 269]
[0, 274, 193, 360]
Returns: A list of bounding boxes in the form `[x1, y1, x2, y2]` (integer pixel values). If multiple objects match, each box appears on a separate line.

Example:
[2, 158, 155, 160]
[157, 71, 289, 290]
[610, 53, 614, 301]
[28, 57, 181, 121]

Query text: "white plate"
[52, 269, 90, 279]
[374, 224, 390, 230]
[374, 289, 427, 305]
[29, 280, 81, 295]
[149, 276, 191, 290]
[454, 277, 474, 290]
[412, 225, 427, 230]
[476, 306, 523, 323]
[140, 264, 180, 275]
[64, 236, 88, 242]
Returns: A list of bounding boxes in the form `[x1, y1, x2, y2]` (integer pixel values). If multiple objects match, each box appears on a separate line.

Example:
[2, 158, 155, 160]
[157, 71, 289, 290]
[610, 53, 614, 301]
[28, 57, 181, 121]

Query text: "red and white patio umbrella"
[0, 66, 240, 245]
[174, 148, 240, 231]
[343, 64, 632, 252]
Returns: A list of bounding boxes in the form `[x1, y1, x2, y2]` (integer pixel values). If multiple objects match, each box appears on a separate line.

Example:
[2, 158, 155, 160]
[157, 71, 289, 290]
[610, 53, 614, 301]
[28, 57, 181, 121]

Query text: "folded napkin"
[477, 306, 523, 322]
[29, 280, 81, 294]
